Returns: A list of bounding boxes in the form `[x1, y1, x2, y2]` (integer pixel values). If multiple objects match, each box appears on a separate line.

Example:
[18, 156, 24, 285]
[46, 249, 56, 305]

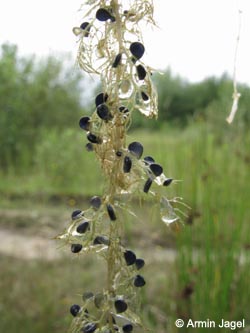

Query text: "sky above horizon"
[1, 0, 249, 84]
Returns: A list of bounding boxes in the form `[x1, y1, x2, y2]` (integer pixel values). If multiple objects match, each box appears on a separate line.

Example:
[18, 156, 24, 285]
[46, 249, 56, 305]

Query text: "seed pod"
[124, 250, 136, 266]
[136, 64, 147, 80]
[86, 143, 94, 152]
[112, 53, 122, 68]
[79, 116, 90, 131]
[71, 209, 83, 220]
[80, 22, 91, 37]
[144, 156, 155, 164]
[134, 275, 146, 287]
[143, 178, 152, 193]
[70, 304, 81, 317]
[141, 91, 149, 101]
[95, 92, 108, 107]
[119, 105, 129, 113]
[94, 293, 105, 308]
[96, 8, 115, 22]
[163, 178, 173, 186]
[114, 299, 128, 313]
[135, 258, 145, 270]
[123, 156, 132, 173]
[90, 196, 102, 210]
[106, 204, 117, 221]
[116, 151, 123, 157]
[81, 322, 97, 333]
[76, 221, 90, 234]
[149, 163, 163, 177]
[130, 42, 145, 60]
[82, 291, 94, 301]
[122, 324, 133, 332]
[71, 243, 82, 253]
[97, 103, 112, 121]
[128, 141, 143, 159]
[87, 132, 102, 144]
[93, 235, 110, 246]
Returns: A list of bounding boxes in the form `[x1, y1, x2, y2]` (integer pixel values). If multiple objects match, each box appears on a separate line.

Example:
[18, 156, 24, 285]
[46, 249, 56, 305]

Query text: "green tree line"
[1, 43, 250, 171]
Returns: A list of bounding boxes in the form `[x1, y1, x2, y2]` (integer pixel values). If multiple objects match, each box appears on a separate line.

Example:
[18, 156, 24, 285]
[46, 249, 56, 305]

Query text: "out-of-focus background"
[1, 1, 250, 333]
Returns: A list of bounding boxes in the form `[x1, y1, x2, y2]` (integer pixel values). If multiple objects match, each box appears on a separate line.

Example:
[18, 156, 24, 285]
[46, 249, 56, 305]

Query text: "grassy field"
[1, 123, 250, 332]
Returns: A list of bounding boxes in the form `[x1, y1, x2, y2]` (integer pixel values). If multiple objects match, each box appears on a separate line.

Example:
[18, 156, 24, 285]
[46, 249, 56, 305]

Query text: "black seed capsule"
[87, 133, 102, 144]
[119, 105, 129, 113]
[97, 103, 112, 120]
[124, 250, 136, 266]
[112, 53, 122, 68]
[143, 178, 152, 193]
[149, 163, 163, 176]
[135, 258, 145, 270]
[80, 22, 91, 37]
[123, 324, 133, 332]
[134, 274, 146, 287]
[95, 92, 108, 107]
[86, 143, 94, 151]
[106, 204, 116, 221]
[163, 178, 173, 186]
[81, 322, 97, 333]
[116, 151, 123, 157]
[76, 221, 90, 234]
[90, 196, 102, 209]
[128, 141, 143, 159]
[114, 299, 128, 313]
[79, 116, 90, 131]
[144, 156, 155, 164]
[71, 209, 82, 220]
[71, 243, 82, 253]
[130, 42, 145, 60]
[82, 291, 94, 300]
[70, 304, 81, 317]
[123, 156, 132, 173]
[96, 8, 115, 22]
[136, 64, 147, 80]
[93, 235, 110, 246]
[141, 91, 149, 101]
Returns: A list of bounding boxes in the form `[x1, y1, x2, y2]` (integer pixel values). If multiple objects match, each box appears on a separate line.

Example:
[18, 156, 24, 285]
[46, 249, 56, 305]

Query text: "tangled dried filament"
[58, 1, 181, 332]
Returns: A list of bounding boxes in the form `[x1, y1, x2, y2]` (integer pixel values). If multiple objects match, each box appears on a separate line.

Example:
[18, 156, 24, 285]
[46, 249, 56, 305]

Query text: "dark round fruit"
[71, 243, 83, 253]
[97, 103, 112, 120]
[80, 22, 91, 37]
[136, 64, 147, 80]
[134, 274, 146, 287]
[122, 324, 133, 332]
[135, 258, 145, 270]
[93, 235, 110, 246]
[79, 116, 90, 131]
[112, 53, 122, 68]
[141, 91, 149, 101]
[128, 141, 143, 159]
[76, 221, 90, 234]
[90, 196, 102, 209]
[71, 209, 82, 220]
[130, 42, 145, 60]
[119, 105, 129, 113]
[70, 304, 81, 317]
[144, 156, 155, 164]
[124, 250, 136, 266]
[96, 8, 115, 22]
[114, 299, 128, 313]
[87, 132, 102, 144]
[149, 163, 163, 177]
[81, 322, 97, 333]
[116, 151, 123, 157]
[95, 92, 108, 107]
[123, 156, 132, 173]
[143, 178, 152, 193]
[82, 291, 94, 300]
[86, 143, 94, 151]
[163, 178, 173, 186]
[106, 204, 116, 221]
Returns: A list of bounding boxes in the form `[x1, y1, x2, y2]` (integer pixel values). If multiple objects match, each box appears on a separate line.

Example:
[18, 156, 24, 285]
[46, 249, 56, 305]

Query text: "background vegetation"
[0, 43, 250, 332]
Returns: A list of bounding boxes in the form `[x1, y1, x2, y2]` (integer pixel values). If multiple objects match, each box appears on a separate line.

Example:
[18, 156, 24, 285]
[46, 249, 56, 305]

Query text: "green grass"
[1, 123, 250, 332]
